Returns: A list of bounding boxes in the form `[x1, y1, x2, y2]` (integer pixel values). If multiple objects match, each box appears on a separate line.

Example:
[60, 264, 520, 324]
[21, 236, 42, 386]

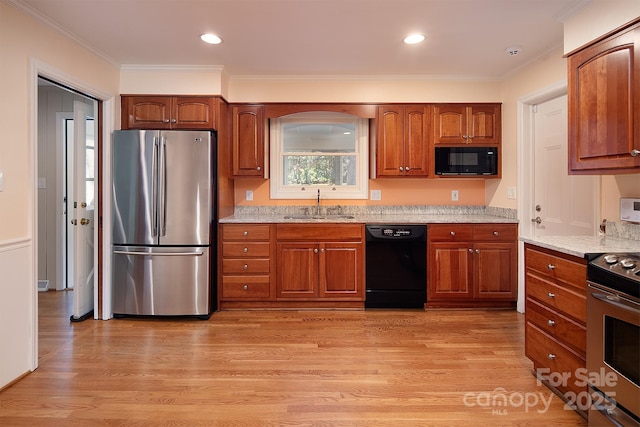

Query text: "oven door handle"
[591, 292, 640, 315]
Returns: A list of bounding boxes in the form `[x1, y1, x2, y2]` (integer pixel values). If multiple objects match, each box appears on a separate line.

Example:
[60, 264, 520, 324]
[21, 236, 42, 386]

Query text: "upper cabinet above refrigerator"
[121, 95, 219, 130]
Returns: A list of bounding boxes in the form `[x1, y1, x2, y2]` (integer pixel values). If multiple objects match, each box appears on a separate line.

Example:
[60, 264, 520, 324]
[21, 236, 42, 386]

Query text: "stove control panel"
[592, 253, 640, 282]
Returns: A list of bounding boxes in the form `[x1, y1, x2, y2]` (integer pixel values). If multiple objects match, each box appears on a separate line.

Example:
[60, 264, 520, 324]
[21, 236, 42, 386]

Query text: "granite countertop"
[520, 235, 640, 258]
[219, 213, 518, 224]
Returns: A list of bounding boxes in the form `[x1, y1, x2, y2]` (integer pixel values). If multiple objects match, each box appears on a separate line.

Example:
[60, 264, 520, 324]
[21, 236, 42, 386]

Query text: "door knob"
[531, 217, 542, 224]
[80, 218, 90, 225]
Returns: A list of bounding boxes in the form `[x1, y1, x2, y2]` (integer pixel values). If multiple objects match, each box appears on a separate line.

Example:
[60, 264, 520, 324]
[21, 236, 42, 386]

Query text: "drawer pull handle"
[243, 247, 248, 253]
[547, 353, 556, 360]
[547, 292, 555, 298]
[493, 231, 499, 236]
[450, 231, 456, 236]
[243, 264, 248, 270]
[547, 319, 556, 326]
[243, 231, 249, 236]
[547, 264, 555, 271]
[243, 284, 249, 290]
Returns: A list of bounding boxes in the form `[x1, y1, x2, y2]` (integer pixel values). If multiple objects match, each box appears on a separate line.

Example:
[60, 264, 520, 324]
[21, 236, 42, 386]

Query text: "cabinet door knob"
[547, 319, 556, 326]
[450, 231, 456, 236]
[462, 135, 468, 139]
[314, 248, 318, 254]
[243, 247, 248, 253]
[547, 264, 555, 271]
[547, 353, 556, 360]
[475, 249, 480, 254]
[399, 166, 404, 172]
[405, 166, 411, 171]
[163, 119, 170, 123]
[243, 264, 248, 270]
[171, 118, 177, 123]
[468, 248, 473, 253]
[256, 166, 261, 171]
[493, 231, 499, 236]
[243, 231, 249, 236]
[631, 149, 640, 157]
[547, 292, 555, 298]
[243, 284, 249, 290]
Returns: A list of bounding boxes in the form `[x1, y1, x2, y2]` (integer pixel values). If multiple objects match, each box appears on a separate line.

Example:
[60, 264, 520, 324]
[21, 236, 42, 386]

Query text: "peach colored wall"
[0, 2, 119, 240]
[234, 177, 486, 207]
[119, 66, 225, 95]
[495, 46, 568, 210]
[564, 0, 640, 54]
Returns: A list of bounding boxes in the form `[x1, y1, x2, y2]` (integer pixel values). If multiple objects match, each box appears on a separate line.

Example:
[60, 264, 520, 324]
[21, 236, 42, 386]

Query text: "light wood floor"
[0, 290, 587, 426]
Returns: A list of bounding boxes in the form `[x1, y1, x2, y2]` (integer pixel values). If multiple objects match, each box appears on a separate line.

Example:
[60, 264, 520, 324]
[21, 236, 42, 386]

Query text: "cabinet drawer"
[473, 224, 517, 241]
[526, 298, 586, 355]
[222, 224, 271, 241]
[428, 224, 473, 241]
[525, 246, 586, 292]
[222, 242, 270, 257]
[222, 258, 270, 274]
[222, 276, 270, 299]
[526, 273, 586, 323]
[526, 322, 586, 396]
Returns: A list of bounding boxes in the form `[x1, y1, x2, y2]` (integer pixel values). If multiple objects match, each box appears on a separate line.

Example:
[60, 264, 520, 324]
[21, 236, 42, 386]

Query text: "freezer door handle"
[159, 137, 168, 237]
[151, 137, 159, 237]
[113, 250, 205, 257]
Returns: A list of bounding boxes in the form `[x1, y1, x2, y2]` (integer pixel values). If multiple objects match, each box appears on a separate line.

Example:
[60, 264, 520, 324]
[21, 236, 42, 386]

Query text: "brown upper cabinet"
[433, 104, 501, 145]
[376, 105, 431, 177]
[567, 18, 640, 174]
[231, 105, 265, 177]
[121, 95, 218, 130]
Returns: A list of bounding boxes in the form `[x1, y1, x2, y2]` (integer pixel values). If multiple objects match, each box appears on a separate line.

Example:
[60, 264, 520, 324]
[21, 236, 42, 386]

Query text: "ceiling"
[13, 0, 589, 79]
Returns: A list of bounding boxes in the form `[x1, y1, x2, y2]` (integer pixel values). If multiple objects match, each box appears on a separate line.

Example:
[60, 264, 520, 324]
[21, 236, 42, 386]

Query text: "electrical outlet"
[370, 190, 381, 200]
[245, 190, 253, 201]
[451, 190, 459, 201]
[507, 186, 516, 200]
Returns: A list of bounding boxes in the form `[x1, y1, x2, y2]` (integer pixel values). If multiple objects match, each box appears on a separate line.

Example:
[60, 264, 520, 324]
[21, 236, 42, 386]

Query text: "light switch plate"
[245, 190, 253, 201]
[370, 190, 381, 200]
[451, 190, 459, 201]
[507, 186, 516, 199]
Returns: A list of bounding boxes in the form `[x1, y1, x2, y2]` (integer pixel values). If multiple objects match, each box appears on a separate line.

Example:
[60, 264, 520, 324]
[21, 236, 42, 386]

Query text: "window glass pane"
[284, 155, 356, 186]
[283, 122, 356, 152]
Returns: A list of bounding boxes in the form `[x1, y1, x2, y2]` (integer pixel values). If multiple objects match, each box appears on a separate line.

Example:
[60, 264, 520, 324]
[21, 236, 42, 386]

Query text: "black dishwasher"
[365, 225, 427, 308]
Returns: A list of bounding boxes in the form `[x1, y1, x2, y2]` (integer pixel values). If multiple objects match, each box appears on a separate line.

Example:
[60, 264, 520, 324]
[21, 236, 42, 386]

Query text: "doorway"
[36, 77, 97, 321]
[517, 82, 600, 311]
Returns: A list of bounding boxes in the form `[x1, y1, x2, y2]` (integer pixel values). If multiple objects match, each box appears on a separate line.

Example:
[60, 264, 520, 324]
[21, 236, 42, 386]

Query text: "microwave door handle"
[591, 292, 640, 315]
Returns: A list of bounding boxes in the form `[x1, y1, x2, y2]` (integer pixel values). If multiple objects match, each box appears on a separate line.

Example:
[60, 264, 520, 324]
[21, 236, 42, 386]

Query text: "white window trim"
[269, 112, 369, 200]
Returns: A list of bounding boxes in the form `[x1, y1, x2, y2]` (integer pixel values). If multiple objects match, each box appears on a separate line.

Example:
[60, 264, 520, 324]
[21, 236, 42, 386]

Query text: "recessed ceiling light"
[200, 33, 222, 44]
[404, 33, 425, 45]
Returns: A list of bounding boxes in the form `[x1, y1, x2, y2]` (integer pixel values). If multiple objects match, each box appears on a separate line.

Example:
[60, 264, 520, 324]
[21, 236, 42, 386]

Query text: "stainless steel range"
[587, 253, 640, 427]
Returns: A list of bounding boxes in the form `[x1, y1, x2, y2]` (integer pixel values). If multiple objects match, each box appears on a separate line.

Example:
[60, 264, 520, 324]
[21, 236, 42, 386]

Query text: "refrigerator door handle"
[113, 249, 205, 257]
[151, 136, 159, 237]
[159, 137, 168, 237]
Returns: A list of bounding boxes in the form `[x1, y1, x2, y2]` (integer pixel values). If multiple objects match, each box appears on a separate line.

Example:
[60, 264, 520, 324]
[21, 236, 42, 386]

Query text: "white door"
[532, 95, 598, 236]
[71, 101, 95, 320]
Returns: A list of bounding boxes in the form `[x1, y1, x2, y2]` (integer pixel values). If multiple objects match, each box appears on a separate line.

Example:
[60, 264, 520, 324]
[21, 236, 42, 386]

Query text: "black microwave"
[435, 146, 498, 176]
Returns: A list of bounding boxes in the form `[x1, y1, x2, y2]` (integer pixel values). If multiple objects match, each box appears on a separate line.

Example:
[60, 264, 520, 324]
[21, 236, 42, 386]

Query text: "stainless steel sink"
[283, 215, 355, 220]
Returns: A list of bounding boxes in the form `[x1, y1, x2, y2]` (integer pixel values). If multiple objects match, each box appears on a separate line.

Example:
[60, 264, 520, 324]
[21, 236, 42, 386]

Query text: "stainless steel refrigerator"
[112, 130, 215, 318]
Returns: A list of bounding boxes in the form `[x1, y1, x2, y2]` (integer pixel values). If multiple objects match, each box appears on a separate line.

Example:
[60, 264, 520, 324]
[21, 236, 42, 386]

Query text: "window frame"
[269, 112, 369, 200]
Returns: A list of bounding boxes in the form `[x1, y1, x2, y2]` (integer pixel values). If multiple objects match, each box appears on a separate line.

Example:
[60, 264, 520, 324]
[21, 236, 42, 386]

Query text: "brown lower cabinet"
[524, 243, 587, 417]
[426, 223, 517, 308]
[219, 223, 364, 309]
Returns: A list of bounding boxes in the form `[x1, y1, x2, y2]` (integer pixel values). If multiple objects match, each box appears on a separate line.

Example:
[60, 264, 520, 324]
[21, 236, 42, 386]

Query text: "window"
[270, 112, 369, 199]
